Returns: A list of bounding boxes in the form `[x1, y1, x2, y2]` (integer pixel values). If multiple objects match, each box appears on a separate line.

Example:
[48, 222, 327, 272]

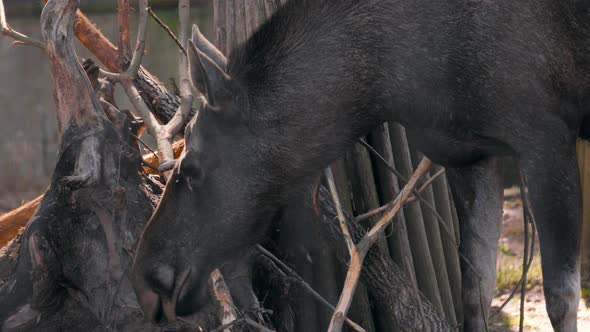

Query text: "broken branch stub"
[210, 269, 238, 331]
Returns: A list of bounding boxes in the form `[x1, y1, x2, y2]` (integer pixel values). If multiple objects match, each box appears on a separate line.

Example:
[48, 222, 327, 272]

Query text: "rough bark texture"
[0, 142, 184, 249]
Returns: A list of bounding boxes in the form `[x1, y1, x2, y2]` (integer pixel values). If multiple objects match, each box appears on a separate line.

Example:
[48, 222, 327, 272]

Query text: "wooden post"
[577, 139, 590, 289]
[389, 123, 445, 312]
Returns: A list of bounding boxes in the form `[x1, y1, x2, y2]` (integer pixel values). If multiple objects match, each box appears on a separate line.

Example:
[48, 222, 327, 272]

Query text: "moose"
[132, 0, 590, 330]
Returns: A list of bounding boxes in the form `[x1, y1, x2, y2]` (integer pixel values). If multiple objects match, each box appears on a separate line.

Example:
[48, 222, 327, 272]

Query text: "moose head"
[130, 25, 287, 322]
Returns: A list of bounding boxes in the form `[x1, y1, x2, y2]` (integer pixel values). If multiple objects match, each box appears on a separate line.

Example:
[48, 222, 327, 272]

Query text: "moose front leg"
[519, 136, 581, 332]
[446, 157, 504, 331]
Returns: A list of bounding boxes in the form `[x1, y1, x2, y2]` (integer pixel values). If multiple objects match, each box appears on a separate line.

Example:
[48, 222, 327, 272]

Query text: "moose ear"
[191, 24, 227, 69]
[188, 40, 231, 107]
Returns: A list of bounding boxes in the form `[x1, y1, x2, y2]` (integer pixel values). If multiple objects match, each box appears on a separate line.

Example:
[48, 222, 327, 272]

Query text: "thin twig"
[519, 201, 529, 332]
[354, 204, 390, 223]
[0, 0, 45, 49]
[256, 245, 367, 332]
[490, 223, 535, 318]
[130, 133, 158, 159]
[147, 7, 187, 55]
[490, 172, 537, 320]
[354, 167, 446, 223]
[324, 167, 355, 254]
[360, 158, 432, 252]
[406, 167, 446, 203]
[519, 168, 535, 332]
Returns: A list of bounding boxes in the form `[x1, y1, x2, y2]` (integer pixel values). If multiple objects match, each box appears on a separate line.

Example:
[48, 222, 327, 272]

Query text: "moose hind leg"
[519, 136, 581, 332]
[447, 157, 503, 331]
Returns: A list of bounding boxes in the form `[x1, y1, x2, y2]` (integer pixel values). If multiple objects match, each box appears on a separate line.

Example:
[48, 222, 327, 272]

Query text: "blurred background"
[0, 0, 212, 212]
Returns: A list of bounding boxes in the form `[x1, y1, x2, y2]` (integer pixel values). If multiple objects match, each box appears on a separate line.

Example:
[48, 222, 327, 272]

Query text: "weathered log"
[0, 141, 184, 249]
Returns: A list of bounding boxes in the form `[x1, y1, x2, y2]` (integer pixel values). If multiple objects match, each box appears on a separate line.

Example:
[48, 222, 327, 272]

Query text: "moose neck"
[228, 0, 389, 187]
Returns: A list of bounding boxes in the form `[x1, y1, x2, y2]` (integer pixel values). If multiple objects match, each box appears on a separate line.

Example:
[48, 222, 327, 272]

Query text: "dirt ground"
[489, 191, 590, 331]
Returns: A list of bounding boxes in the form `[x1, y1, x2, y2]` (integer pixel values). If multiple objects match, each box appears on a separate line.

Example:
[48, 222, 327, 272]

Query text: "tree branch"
[117, 0, 131, 61]
[0, 0, 45, 49]
[327, 157, 432, 331]
[109, 1, 196, 173]
[324, 167, 355, 254]
[101, 0, 148, 80]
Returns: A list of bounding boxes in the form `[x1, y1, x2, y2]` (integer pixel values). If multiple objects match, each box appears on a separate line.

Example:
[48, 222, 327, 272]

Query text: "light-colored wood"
[210, 269, 238, 331]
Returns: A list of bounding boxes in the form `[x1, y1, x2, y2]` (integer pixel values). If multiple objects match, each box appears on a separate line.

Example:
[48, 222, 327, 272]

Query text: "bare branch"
[361, 158, 432, 250]
[405, 167, 445, 203]
[354, 167, 446, 222]
[328, 157, 432, 332]
[0, 0, 45, 49]
[158, 0, 194, 167]
[122, 82, 175, 171]
[126, 0, 148, 77]
[324, 167, 355, 254]
[110, 1, 199, 173]
[101, 0, 148, 80]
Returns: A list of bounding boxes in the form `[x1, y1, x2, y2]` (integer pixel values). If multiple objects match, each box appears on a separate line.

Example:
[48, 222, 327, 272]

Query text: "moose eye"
[178, 159, 204, 190]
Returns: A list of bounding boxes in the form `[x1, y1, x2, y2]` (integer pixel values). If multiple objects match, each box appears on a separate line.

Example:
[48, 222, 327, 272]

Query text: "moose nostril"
[147, 264, 176, 294]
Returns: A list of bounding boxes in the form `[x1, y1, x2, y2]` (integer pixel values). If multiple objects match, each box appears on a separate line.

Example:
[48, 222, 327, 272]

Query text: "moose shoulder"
[132, 0, 590, 330]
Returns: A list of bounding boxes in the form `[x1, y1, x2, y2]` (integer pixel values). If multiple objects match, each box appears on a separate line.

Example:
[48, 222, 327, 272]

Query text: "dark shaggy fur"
[133, 1, 590, 330]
